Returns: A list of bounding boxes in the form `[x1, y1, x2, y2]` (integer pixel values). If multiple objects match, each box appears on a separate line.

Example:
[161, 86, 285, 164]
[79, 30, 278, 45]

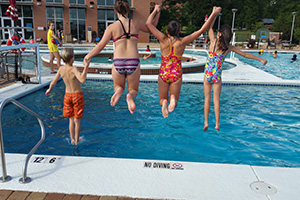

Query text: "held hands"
[154, 4, 161, 12]
[212, 6, 222, 16]
[83, 56, 91, 68]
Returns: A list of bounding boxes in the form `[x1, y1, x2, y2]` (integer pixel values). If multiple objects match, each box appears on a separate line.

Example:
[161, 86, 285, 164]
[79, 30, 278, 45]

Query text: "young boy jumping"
[46, 48, 90, 145]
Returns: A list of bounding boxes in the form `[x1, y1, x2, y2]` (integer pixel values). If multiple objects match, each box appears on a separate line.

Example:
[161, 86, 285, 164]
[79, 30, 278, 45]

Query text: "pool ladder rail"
[0, 98, 46, 184]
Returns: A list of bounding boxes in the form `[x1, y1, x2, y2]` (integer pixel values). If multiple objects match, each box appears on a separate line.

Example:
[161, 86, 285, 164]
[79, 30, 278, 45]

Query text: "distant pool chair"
[281, 40, 293, 49]
[267, 40, 276, 49]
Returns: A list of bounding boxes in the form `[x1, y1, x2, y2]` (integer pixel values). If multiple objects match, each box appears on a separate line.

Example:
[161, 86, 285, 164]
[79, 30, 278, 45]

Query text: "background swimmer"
[266, 50, 278, 58]
[291, 54, 298, 62]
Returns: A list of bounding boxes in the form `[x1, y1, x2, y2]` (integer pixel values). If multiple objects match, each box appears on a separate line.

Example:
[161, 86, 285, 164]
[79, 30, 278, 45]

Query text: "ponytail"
[167, 20, 180, 39]
[114, 0, 130, 18]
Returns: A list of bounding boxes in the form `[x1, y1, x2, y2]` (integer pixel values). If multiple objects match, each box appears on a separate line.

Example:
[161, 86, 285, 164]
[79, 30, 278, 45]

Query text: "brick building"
[0, 0, 162, 43]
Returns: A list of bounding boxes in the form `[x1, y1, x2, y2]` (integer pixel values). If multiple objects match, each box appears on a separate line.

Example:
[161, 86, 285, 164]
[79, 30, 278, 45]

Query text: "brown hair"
[217, 24, 233, 54]
[114, 0, 130, 18]
[48, 21, 54, 28]
[61, 48, 74, 64]
[167, 20, 180, 39]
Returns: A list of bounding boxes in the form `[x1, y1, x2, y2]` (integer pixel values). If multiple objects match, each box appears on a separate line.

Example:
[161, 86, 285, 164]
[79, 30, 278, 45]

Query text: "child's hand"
[213, 6, 222, 15]
[83, 57, 91, 67]
[261, 59, 267, 65]
[154, 4, 161, 12]
[85, 60, 90, 68]
[45, 89, 51, 95]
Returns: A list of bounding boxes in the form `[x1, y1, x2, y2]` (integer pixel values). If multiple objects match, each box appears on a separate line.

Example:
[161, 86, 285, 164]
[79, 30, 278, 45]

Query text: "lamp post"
[290, 12, 297, 43]
[231, 8, 238, 33]
[218, 13, 222, 30]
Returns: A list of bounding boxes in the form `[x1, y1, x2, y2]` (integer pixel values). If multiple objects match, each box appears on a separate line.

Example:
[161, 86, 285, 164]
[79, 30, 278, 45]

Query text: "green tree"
[159, 0, 300, 43]
[253, 22, 266, 34]
[271, 1, 300, 43]
[243, 0, 261, 29]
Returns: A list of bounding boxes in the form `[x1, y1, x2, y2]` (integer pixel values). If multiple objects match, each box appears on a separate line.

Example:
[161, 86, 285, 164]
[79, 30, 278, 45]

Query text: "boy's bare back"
[59, 64, 82, 93]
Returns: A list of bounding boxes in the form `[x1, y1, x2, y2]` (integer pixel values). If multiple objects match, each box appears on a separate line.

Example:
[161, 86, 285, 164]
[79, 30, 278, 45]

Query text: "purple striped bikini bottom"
[113, 58, 140, 75]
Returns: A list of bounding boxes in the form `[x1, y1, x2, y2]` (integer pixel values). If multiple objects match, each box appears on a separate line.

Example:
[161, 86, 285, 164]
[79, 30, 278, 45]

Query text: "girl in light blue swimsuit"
[203, 22, 268, 132]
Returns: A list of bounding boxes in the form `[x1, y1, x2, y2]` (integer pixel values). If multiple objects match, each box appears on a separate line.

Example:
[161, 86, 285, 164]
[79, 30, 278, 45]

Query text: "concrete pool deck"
[0, 49, 300, 200]
[1, 153, 300, 200]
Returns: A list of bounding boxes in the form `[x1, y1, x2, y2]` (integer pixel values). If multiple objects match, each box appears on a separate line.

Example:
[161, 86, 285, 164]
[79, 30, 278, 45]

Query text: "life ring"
[7, 36, 26, 52]
[51, 38, 59, 45]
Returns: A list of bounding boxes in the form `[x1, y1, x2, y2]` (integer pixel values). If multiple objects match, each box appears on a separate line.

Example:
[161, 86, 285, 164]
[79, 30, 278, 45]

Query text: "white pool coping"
[1, 49, 300, 199]
[1, 153, 300, 200]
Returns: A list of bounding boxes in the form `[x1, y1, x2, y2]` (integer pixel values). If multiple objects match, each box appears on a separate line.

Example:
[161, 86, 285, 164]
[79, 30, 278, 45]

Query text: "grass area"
[233, 30, 255, 42]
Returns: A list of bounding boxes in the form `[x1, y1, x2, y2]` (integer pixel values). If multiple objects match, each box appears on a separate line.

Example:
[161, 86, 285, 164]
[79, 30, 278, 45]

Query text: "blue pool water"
[74, 50, 235, 70]
[74, 50, 202, 65]
[2, 80, 300, 167]
[75, 55, 162, 65]
[236, 52, 300, 80]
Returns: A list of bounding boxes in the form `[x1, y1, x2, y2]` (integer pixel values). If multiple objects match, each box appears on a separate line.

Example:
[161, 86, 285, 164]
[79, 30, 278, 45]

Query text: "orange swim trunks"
[63, 92, 84, 119]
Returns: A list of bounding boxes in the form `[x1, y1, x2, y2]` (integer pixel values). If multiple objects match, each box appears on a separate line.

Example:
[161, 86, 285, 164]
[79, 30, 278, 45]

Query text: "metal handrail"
[0, 98, 45, 184]
[0, 40, 41, 84]
[0, 26, 41, 84]
[3, 50, 22, 81]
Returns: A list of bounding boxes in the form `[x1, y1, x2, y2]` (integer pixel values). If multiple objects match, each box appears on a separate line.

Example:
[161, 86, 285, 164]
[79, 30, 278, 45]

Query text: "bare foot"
[126, 93, 136, 114]
[110, 87, 123, 106]
[75, 137, 84, 145]
[162, 99, 169, 118]
[203, 124, 209, 131]
[71, 139, 75, 145]
[168, 94, 176, 113]
[215, 123, 220, 131]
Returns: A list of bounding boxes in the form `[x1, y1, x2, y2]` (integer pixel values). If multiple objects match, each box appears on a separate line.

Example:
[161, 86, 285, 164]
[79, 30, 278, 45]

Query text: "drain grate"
[250, 181, 277, 195]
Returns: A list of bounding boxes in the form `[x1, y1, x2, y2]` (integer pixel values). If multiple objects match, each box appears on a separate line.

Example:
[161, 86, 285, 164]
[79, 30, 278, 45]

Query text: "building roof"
[261, 18, 275, 24]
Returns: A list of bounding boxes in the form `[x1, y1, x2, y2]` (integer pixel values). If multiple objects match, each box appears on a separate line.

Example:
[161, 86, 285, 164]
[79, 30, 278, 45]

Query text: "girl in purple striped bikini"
[84, 0, 160, 114]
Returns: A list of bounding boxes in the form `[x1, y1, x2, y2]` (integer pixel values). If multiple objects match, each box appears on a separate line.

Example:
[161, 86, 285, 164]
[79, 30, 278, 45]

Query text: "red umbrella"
[5, 0, 18, 21]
